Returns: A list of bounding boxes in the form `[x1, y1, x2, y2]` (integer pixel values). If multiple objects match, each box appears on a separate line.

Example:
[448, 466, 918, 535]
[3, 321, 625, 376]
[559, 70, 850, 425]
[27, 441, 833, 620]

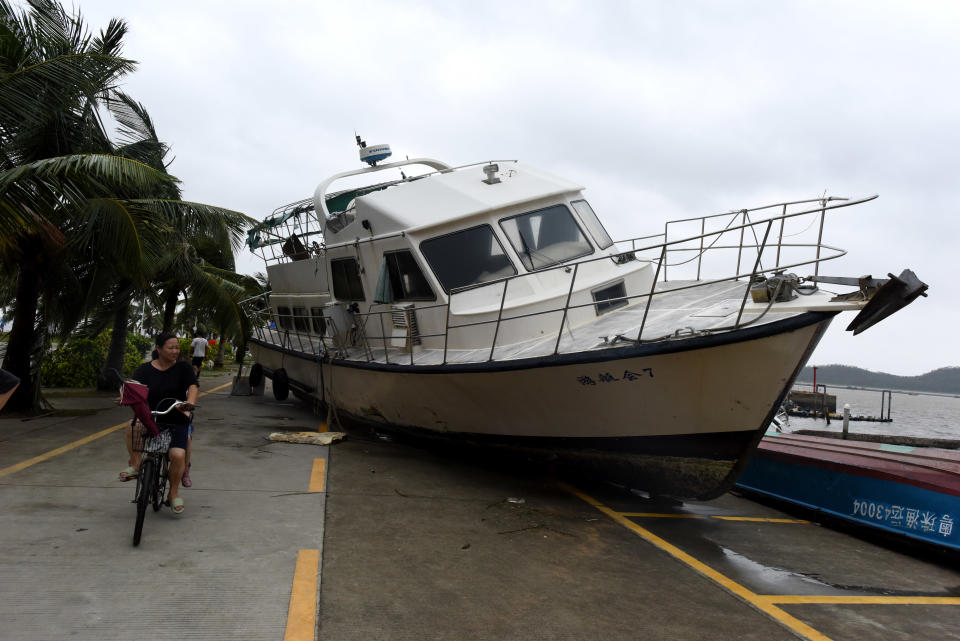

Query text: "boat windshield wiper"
[517, 232, 561, 270]
[517, 231, 536, 269]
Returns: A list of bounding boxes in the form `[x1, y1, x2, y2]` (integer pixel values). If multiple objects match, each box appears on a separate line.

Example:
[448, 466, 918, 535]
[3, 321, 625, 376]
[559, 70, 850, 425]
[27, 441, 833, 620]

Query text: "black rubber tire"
[272, 368, 289, 401]
[152, 458, 168, 512]
[133, 458, 155, 546]
[248, 363, 263, 388]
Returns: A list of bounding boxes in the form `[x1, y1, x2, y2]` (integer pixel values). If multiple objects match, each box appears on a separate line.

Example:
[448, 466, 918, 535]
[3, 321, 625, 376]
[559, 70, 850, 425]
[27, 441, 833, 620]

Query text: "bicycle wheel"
[133, 458, 155, 546]
[153, 456, 168, 512]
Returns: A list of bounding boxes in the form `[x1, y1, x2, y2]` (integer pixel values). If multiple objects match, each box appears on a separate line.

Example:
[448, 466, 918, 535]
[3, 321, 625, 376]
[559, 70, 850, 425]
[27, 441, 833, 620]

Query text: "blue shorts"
[159, 424, 190, 451]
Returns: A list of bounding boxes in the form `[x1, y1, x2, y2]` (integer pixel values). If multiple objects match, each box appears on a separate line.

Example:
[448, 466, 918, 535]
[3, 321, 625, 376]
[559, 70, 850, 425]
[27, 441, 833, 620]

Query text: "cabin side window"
[276, 305, 292, 330]
[571, 200, 614, 250]
[499, 204, 594, 271]
[383, 250, 435, 301]
[330, 258, 366, 301]
[420, 225, 517, 293]
[592, 281, 628, 315]
[310, 307, 327, 334]
[292, 306, 309, 332]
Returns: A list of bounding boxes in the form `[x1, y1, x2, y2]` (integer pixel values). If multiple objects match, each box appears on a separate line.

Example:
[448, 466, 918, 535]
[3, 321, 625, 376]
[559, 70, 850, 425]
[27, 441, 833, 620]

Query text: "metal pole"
[735, 220, 772, 328]
[637, 244, 666, 343]
[553, 263, 580, 356]
[842, 404, 850, 439]
[442, 299, 451, 365]
[488, 279, 510, 362]
[663, 222, 669, 282]
[735, 210, 746, 280]
[815, 198, 826, 277]
[776, 204, 786, 270]
[696, 217, 705, 281]
[378, 311, 389, 364]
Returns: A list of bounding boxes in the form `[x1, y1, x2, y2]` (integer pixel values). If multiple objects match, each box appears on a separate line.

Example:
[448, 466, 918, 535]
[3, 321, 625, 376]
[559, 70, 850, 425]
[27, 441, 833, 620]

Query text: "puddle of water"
[719, 547, 839, 594]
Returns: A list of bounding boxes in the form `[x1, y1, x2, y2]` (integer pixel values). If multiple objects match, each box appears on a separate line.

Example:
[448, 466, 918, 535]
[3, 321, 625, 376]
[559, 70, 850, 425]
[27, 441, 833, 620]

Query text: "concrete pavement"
[1, 372, 327, 641]
[2, 372, 960, 640]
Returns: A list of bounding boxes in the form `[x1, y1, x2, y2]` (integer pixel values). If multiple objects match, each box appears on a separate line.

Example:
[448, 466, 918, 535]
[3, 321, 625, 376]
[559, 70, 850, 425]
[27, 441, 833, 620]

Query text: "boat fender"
[273, 368, 290, 401]
[249, 363, 264, 388]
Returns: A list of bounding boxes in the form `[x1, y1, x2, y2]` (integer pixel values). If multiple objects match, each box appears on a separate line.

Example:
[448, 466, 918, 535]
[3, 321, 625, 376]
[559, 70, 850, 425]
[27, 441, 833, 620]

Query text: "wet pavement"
[2, 374, 959, 640]
[1, 372, 327, 641]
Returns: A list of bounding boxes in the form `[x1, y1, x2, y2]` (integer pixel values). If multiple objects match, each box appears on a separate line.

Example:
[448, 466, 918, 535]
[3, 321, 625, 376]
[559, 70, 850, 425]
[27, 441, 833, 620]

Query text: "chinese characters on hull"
[853, 499, 953, 539]
[577, 369, 654, 386]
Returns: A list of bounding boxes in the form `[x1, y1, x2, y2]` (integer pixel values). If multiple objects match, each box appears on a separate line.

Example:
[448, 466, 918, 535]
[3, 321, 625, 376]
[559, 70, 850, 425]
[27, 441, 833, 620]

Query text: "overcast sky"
[65, 0, 958, 375]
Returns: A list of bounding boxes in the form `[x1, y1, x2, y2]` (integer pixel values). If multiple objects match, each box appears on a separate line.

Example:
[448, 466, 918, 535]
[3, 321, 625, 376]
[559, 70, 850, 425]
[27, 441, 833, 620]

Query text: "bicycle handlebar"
[150, 401, 198, 417]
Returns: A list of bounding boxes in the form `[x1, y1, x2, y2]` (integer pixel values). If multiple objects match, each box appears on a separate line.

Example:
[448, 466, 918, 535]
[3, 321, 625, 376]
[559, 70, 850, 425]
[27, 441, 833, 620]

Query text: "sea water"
[784, 387, 960, 441]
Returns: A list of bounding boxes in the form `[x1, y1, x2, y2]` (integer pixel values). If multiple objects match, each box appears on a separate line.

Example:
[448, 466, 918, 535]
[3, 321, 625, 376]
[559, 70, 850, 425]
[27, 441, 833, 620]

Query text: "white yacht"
[243, 139, 926, 499]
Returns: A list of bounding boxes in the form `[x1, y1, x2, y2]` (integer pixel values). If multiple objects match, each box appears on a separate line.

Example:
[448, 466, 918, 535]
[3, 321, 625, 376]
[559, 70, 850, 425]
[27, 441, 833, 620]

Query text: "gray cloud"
[66, 0, 958, 374]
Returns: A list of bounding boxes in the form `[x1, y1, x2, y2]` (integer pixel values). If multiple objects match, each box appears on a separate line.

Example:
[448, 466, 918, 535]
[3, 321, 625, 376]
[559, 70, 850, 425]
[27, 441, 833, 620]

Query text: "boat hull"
[736, 433, 960, 551]
[251, 312, 834, 499]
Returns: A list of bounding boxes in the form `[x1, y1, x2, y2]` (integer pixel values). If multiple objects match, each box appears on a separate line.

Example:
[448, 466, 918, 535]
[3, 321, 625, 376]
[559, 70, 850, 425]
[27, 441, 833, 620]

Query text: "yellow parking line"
[0, 380, 233, 479]
[619, 513, 807, 523]
[620, 512, 700, 518]
[309, 458, 326, 493]
[283, 549, 319, 641]
[561, 482, 835, 641]
[762, 595, 960, 606]
[0, 421, 129, 479]
[714, 516, 809, 524]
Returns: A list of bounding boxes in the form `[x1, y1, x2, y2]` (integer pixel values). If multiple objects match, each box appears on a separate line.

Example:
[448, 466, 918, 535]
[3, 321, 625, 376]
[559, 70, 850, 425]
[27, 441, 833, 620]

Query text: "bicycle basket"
[131, 421, 173, 454]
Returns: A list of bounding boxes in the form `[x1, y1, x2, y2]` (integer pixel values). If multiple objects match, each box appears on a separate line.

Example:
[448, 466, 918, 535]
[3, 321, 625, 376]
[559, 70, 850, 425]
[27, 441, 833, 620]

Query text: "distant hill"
[796, 365, 960, 395]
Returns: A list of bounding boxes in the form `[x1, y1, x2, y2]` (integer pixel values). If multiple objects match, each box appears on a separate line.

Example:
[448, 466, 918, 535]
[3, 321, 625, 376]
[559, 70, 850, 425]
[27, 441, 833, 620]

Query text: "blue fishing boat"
[737, 432, 960, 551]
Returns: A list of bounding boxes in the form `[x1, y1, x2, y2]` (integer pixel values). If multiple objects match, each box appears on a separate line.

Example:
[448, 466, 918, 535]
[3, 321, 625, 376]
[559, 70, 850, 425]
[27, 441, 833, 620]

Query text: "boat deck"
[259, 279, 833, 366]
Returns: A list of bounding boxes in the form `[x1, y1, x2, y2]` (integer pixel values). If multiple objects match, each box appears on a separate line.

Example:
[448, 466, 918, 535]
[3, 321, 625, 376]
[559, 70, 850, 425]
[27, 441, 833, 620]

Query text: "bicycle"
[129, 399, 195, 546]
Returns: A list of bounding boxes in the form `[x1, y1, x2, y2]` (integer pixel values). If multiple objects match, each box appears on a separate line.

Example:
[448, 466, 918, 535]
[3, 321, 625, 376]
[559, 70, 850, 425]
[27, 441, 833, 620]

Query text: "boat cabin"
[250, 156, 653, 360]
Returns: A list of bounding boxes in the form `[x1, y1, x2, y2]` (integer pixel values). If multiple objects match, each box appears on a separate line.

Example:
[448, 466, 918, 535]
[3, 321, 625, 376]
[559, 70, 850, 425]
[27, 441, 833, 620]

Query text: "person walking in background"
[185, 331, 208, 489]
[0, 368, 20, 412]
[190, 331, 207, 375]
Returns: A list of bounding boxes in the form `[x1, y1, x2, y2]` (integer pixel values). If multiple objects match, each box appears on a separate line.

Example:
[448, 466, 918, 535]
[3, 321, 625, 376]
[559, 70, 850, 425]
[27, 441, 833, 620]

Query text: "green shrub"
[41, 336, 104, 388]
[178, 336, 192, 359]
[128, 333, 152, 355]
[41, 331, 158, 388]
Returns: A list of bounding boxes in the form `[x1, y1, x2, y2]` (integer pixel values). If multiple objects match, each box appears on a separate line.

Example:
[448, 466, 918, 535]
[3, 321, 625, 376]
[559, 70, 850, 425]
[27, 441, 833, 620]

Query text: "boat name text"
[577, 369, 654, 386]
[852, 499, 953, 538]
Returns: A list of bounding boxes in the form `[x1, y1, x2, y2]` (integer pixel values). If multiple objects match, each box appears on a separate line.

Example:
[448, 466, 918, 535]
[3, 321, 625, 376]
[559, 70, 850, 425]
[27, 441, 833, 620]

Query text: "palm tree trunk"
[1, 261, 41, 413]
[97, 300, 130, 391]
[162, 287, 178, 332]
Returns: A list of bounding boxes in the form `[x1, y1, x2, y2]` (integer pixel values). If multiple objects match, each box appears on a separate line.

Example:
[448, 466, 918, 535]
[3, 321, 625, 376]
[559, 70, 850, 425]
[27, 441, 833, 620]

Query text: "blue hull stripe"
[737, 457, 959, 551]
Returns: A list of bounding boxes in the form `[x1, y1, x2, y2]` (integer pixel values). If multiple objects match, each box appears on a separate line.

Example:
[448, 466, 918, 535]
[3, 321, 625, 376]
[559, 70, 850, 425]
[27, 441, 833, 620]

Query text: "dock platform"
[2, 374, 959, 640]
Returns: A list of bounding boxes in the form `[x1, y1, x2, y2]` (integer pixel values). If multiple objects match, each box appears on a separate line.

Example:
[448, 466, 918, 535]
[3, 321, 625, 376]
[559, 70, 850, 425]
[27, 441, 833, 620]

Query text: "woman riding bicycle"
[122, 332, 198, 515]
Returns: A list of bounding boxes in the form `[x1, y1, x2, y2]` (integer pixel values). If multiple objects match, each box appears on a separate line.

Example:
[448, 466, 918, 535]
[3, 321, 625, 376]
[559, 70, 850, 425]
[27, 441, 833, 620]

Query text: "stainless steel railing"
[243, 194, 875, 365]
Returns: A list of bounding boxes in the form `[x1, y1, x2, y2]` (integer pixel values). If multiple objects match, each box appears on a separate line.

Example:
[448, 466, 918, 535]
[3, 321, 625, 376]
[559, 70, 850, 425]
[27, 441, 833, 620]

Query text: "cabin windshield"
[420, 225, 517, 292]
[571, 199, 614, 249]
[499, 204, 594, 271]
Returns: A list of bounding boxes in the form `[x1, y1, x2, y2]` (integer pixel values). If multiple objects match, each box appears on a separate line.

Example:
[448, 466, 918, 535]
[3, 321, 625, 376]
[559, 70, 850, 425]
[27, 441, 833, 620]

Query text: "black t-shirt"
[132, 360, 198, 425]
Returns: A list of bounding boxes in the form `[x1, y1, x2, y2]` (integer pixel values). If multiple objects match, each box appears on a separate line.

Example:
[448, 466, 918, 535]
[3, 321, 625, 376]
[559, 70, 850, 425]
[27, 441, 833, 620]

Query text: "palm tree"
[90, 94, 253, 390]
[0, 0, 177, 410]
[0, 1, 254, 408]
